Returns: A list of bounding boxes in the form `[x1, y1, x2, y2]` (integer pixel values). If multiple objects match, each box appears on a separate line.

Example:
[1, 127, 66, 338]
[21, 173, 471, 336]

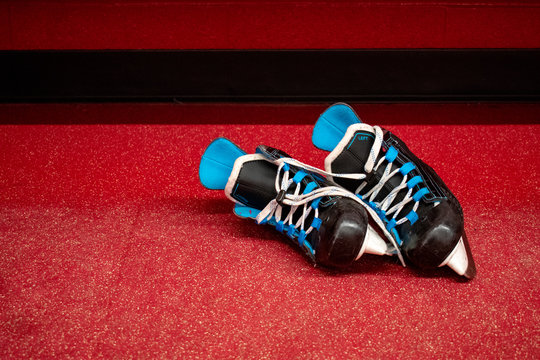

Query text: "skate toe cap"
[402, 200, 464, 269]
[315, 198, 368, 268]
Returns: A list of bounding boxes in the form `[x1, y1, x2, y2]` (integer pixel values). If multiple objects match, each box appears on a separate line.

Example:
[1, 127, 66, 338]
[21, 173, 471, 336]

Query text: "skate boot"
[312, 103, 476, 279]
[199, 137, 401, 268]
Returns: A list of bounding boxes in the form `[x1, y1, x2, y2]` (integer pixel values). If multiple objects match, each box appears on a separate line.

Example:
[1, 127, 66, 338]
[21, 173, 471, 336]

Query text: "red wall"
[1, 1, 540, 49]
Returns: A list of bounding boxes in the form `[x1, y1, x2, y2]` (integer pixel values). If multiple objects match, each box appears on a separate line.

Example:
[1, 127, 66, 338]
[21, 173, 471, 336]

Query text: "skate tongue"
[313, 103, 378, 172]
[255, 145, 293, 161]
[224, 153, 279, 210]
[257, 144, 335, 189]
[345, 127, 376, 168]
[326, 124, 377, 173]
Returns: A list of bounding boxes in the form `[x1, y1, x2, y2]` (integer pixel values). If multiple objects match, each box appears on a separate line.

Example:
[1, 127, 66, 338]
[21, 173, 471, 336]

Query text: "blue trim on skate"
[303, 182, 318, 195]
[312, 103, 361, 152]
[361, 197, 405, 246]
[386, 218, 397, 231]
[276, 220, 285, 233]
[407, 175, 423, 189]
[391, 229, 402, 246]
[400, 162, 415, 176]
[406, 210, 419, 225]
[303, 241, 315, 255]
[367, 201, 387, 219]
[233, 203, 261, 219]
[311, 217, 322, 230]
[257, 216, 313, 256]
[287, 224, 296, 239]
[385, 146, 398, 162]
[311, 197, 321, 209]
[298, 230, 307, 246]
[199, 137, 246, 190]
[293, 171, 307, 184]
[347, 132, 375, 150]
[413, 187, 430, 202]
[232, 184, 249, 204]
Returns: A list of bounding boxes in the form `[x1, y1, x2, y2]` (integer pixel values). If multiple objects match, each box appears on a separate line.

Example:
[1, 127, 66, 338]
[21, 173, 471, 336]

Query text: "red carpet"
[1, 104, 539, 358]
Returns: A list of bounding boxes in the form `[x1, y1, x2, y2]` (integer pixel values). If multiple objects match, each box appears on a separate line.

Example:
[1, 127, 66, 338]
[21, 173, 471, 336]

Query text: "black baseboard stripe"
[2, 50, 539, 102]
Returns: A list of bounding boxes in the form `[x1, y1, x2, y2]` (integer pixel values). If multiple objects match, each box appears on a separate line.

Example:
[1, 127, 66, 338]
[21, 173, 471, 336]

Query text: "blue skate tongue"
[313, 104, 406, 203]
[199, 138, 279, 210]
[313, 103, 363, 152]
[313, 103, 376, 168]
[199, 137, 246, 190]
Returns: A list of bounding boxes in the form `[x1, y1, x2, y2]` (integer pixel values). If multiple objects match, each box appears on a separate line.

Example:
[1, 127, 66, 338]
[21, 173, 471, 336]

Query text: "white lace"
[353, 125, 422, 226]
[255, 160, 366, 238]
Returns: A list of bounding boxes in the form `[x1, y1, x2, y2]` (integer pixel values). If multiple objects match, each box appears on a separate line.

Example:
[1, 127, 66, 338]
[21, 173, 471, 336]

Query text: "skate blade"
[356, 224, 391, 259]
[439, 234, 477, 279]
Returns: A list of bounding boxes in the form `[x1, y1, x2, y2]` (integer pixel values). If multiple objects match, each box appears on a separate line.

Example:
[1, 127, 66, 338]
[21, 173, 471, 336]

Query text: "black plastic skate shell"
[312, 103, 476, 279]
[199, 138, 391, 268]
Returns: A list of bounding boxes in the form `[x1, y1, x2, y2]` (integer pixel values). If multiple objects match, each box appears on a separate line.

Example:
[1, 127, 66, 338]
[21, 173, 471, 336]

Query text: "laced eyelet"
[276, 190, 286, 205]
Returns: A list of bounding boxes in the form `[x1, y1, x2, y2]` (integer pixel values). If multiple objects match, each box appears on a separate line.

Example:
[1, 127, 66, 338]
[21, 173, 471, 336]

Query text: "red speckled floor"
[0, 103, 539, 358]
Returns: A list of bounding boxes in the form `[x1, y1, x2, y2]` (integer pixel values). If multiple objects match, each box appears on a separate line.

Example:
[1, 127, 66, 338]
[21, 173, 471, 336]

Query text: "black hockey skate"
[312, 103, 476, 279]
[199, 137, 400, 268]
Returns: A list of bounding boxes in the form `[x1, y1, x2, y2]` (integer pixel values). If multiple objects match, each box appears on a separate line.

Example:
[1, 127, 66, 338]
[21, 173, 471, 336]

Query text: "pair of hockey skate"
[199, 103, 476, 279]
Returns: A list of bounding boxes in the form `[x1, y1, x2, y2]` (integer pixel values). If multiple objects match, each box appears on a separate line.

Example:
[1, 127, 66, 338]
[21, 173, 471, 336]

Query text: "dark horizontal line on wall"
[1, 49, 539, 102]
